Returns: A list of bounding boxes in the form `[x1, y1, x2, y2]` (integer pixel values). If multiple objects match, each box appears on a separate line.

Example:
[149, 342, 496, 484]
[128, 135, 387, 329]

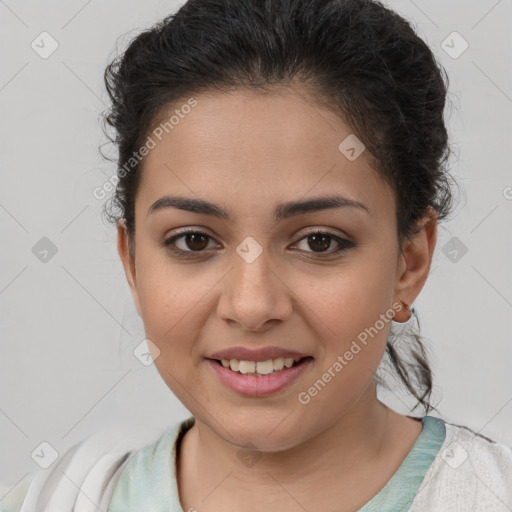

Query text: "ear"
[117, 219, 142, 317]
[393, 207, 438, 322]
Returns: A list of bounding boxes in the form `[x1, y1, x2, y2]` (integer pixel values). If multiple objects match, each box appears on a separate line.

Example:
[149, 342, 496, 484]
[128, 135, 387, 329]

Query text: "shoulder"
[107, 416, 195, 511]
[410, 416, 512, 511]
[0, 424, 166, 512]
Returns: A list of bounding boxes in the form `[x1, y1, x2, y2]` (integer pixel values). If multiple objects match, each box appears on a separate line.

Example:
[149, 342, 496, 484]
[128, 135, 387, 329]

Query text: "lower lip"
[206, 357, 314, 397]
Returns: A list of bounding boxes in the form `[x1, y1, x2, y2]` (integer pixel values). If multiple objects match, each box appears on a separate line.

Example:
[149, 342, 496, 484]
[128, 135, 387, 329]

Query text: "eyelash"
[163, 229, 354, 258]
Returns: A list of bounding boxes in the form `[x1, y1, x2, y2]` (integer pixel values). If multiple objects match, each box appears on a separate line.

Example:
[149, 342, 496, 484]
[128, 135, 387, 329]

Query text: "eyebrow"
[147, 194, 369, 222]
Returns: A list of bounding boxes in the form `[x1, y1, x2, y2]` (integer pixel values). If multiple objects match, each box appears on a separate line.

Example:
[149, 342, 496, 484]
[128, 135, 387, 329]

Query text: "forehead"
[146, 87, 357, 167]
[137, 88, 394, 223]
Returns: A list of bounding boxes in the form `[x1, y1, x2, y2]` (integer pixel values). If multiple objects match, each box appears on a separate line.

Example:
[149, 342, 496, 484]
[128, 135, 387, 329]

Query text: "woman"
[3, 0, 511, 510]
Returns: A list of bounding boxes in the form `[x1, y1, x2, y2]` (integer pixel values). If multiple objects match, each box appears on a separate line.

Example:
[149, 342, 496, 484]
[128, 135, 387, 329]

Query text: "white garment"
[1, 418, 511, 511]
[0, 424, 165, 512]
[409, 420, 512, 511]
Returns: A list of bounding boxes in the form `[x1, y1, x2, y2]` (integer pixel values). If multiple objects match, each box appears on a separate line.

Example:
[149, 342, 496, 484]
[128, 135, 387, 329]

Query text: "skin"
[117, 86, 437, 512]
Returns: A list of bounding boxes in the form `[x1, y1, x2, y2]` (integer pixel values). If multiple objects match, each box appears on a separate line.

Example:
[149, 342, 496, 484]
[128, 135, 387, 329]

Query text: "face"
[118, 87, 436, 451]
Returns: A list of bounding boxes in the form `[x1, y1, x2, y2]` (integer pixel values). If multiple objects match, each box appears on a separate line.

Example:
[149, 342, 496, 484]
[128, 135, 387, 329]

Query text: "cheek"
[134, 247, 225, 368]
[303, 252, 395, 331]
[134, 258, 211, 402]
[307, 286, 391, 379]
[134, 256, 199, 352]
[298, 253, 396, 378]
[293, 280, 393, 431]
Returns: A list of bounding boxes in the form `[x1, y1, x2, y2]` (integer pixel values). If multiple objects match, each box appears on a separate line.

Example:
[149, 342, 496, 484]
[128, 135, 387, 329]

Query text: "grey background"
[1, 0, 511, 487]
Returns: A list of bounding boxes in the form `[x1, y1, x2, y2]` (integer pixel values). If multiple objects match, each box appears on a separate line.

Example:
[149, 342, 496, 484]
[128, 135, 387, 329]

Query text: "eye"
[293, 230, 354, 256]
[163, 229, 218, 256]
[163, 228, 355, 258]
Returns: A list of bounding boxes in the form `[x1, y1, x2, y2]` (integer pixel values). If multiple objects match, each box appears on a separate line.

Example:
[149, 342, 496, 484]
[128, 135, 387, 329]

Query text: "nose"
[217, 246, 293, 332]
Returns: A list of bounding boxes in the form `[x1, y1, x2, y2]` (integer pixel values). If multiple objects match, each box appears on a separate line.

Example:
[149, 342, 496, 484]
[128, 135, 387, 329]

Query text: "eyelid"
[291, 230, 354, 255]
[294, 225, 352, 242]
[163, 228, 220, 254]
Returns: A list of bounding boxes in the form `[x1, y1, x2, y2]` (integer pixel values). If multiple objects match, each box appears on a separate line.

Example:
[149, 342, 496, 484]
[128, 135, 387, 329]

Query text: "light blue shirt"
[107, 415, 446, 511]
[360, 415, 446, 511]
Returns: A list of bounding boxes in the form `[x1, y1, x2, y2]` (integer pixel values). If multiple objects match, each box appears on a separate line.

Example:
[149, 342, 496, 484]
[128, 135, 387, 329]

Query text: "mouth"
[205, 356, 314, 396]
[208, 356, 311, 376]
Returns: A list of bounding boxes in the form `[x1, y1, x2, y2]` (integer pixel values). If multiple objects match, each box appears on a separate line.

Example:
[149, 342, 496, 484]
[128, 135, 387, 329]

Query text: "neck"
[176, 385, 416, 511]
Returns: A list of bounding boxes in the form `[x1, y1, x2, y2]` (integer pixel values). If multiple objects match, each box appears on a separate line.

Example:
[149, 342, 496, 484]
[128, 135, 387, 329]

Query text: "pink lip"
[206, 357, 314, 397]
[208, 346, 311, 362]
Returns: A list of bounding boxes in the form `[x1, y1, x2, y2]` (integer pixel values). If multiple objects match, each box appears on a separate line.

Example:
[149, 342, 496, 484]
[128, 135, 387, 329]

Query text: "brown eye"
[164, 230, 216, 254]
[306, 233, 331, 252]
[182, 232, 209, 251]
[294, 230, 354, 256]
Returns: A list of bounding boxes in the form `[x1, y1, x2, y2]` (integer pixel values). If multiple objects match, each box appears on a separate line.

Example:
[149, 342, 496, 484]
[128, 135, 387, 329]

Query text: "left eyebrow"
[147, 194, 370, 222]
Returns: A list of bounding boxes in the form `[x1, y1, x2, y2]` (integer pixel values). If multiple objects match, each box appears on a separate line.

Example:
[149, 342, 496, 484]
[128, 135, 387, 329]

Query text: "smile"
[206, 356, 314, 396]
[218, 356, 303, 376]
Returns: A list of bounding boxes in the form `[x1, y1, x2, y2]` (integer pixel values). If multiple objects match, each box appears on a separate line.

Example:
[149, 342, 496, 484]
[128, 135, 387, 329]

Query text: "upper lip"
[208, 346, 312, 362]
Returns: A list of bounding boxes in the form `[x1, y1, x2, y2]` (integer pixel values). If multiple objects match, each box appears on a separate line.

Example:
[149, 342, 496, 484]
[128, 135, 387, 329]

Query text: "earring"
[393, 299, 412, 324]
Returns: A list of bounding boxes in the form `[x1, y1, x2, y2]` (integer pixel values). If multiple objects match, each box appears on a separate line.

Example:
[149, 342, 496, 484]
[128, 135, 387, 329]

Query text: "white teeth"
[256, 360, 274, 375]
[219, 356, 304, 375]
[238, 360, 256, 374]
[273, 357, 284, 371]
